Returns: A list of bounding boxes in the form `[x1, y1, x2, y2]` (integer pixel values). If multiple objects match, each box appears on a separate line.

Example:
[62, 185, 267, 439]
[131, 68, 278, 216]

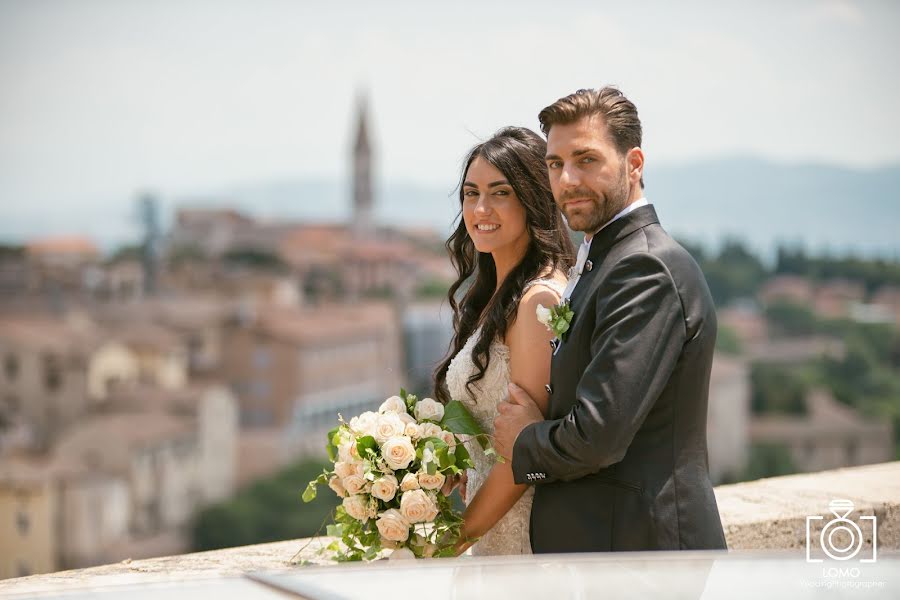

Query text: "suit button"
[545, 384, 552, 394]
[585, 260, 593, 272]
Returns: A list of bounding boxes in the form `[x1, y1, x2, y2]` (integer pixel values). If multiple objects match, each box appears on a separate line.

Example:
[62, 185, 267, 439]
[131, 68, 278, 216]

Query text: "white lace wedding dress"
[445, 277, 566, 556]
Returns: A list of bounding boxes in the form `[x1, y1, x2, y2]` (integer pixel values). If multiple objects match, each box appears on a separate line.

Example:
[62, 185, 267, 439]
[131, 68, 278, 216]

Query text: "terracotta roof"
[749, 389, 893, 439]
[0, 315, 104, 354]
[176, 208, 253, 226]
[25, 236, 99, 257]
[252, 302, 395, 344]
[52, 412, 195, 474]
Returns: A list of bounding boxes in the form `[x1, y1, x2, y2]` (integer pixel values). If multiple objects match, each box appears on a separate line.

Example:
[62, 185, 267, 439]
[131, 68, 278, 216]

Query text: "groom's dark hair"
[539, 86, 644, 188]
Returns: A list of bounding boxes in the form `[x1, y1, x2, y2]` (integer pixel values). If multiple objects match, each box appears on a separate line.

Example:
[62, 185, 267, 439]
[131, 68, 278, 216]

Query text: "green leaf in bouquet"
[326, 523, 344, 538]
[440, 400, 485, 436]
[326, 426, 340, 462]
[355, 435, 377, 457]
[434, 445, 453, 470]
[453, 442, 471, 469]
[302, 471, 328, 503]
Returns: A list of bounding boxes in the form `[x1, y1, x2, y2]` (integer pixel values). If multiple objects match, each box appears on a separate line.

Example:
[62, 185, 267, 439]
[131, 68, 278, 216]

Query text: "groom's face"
[544, 115, 631, 234]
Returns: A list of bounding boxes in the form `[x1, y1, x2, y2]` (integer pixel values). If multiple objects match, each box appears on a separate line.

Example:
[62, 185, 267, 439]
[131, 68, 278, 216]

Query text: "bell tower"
[352, 93, 374, 239]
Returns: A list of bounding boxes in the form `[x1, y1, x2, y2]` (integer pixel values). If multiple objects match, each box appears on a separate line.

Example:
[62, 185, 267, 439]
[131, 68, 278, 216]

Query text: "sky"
[1, 0, 899, 246]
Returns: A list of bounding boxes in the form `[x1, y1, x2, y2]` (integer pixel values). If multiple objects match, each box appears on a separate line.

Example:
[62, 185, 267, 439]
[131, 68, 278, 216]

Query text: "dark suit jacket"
[512, 205, 727, 552]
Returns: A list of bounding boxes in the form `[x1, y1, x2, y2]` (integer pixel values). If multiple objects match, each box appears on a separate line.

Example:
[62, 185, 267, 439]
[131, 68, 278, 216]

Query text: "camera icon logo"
[806, 498, 877, 563]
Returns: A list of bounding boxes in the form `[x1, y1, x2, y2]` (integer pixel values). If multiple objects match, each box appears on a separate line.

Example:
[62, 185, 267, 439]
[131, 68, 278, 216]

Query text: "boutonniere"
[536, 299, 574, 342]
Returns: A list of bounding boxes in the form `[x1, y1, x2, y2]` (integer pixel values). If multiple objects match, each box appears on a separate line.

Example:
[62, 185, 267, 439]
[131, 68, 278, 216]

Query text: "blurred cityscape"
[1, 99, 898, 581]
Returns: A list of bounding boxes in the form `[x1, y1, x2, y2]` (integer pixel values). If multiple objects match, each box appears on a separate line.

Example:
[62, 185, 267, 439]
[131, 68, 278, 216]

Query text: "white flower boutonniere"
[536, 299, 575, 341]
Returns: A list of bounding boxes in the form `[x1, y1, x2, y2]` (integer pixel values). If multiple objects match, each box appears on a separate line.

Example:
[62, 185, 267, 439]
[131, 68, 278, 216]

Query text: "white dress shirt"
[561, 197, 650, 301]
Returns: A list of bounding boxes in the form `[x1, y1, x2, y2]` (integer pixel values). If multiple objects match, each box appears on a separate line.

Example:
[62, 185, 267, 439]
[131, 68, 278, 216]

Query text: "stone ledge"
[715, 460, 900, 551]
[2, 461, 898, 596]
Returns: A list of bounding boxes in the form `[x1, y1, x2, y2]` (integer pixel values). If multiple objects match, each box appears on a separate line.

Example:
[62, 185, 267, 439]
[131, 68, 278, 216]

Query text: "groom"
[493, 87, 727, 552]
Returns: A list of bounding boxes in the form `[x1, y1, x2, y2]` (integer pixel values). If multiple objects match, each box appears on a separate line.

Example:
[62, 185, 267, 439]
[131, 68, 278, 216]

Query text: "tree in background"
[191, 460, 339, 552]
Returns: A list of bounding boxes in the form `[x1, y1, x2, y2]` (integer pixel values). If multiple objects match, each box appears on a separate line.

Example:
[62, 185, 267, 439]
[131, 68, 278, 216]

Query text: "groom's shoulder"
[636, 223, 702, 271]
[610, 223, 705, 285]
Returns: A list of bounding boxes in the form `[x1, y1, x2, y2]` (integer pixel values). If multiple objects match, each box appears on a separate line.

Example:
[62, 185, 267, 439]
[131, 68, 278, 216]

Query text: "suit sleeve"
[511, 252, 687, 484]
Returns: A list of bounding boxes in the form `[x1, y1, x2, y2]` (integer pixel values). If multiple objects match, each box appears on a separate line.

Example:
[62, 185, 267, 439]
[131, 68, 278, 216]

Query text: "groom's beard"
[559, 166, 630, 234]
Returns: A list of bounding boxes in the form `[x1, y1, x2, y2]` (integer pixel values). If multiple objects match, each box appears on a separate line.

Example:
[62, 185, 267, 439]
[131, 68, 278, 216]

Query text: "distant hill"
[219, 157, 900, 260]
[649, 157, 900, 260]
[3, 158, 899, 258]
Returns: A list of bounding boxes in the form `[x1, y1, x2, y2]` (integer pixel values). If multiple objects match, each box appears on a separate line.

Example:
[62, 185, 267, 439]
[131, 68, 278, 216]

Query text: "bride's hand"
[441, 471, 468, 498]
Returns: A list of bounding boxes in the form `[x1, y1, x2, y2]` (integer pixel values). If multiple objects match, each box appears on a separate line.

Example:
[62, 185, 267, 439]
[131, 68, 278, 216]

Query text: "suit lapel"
[566, 205, 661, 319]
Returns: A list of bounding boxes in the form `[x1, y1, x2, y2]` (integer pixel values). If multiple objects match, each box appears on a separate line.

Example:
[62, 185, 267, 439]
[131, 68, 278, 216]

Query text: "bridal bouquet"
[303, 389, 490, 561]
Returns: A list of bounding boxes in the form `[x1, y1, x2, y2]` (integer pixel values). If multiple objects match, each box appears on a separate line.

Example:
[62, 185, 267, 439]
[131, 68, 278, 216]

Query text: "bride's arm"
[455, 286, 559, 554]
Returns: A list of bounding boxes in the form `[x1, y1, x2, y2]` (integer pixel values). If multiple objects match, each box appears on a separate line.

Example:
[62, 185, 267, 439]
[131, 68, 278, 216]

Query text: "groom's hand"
[494, 383, 543, 462]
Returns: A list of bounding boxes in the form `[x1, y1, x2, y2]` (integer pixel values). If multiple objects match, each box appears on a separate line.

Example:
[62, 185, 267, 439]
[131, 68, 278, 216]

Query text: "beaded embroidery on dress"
[445, 277, 566, 555]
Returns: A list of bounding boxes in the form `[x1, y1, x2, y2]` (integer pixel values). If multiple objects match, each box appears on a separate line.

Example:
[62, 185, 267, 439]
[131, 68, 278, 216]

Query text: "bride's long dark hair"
[433, 127, 575, 404]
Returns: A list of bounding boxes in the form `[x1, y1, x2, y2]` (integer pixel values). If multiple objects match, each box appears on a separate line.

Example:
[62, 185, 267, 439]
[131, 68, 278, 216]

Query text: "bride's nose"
[474, 196, 492, 216]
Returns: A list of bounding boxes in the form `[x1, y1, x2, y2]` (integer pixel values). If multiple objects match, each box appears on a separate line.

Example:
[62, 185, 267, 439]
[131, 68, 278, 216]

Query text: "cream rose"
[404, 422, 420, 438]
[400, 489, 439, 523]
[337, 438, 360, 463]
[342, 474, 367, 495]
[381, 436, 416, 470]
[397, 411, 416, 425]
[371, 474, 399, 502]
[536, 303, 553, 328]
[349, 411, 378, 437]
[374, 413, 406, 444]
[328, 475, 347, 498]
[400, 472, 420, 491]
[418, 422, 443, 440]
[417, 471, 446, 491]
[342, 495, 370, 522]
[414, 397, 444, 422]
[376, 509, 410, 542]
[379, 396, 408, 414]
[389, 547, 416, 560]
[440, 430, 456, 447]
[334, 460, 363, 479]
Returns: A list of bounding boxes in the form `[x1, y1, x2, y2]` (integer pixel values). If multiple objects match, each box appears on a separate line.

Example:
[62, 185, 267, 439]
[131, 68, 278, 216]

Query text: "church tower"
[352, 94, 374, 239]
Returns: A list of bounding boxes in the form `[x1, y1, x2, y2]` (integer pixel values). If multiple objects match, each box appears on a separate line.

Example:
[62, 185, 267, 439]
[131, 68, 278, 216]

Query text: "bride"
[433, 127, 574, 555]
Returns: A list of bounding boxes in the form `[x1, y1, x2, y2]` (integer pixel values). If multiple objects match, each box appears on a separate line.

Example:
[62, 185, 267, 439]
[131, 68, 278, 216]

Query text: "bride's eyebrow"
[487, 180, 509, 188]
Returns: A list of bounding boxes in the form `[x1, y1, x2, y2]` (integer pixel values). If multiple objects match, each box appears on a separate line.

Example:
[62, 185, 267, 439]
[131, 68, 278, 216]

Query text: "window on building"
[240, 407, 275, 427]
[3, 394, 19, 413]
[253, 346, 272, 369]
[4, 353, 19, 381]
[846, 440, 859, 463]
[15, 510, 29, 535]
[252, 379, 271, 398]
[43, 353, 62, 391]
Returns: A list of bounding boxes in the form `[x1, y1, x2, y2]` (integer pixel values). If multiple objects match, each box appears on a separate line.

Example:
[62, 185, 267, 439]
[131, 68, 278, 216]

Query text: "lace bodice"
[445, 277, 566, 556]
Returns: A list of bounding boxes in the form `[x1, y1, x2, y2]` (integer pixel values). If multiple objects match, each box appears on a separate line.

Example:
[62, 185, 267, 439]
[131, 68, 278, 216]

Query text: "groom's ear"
[626, 147, 645, 189]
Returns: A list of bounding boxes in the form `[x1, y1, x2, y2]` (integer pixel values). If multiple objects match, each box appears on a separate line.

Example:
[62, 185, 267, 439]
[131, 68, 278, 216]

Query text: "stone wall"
[2, 461, 898, 596]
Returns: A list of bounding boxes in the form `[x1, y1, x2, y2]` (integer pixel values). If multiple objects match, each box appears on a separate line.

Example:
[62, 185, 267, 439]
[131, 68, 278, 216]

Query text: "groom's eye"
[547, 160, 562, 169]
[580, 156, 596, 164]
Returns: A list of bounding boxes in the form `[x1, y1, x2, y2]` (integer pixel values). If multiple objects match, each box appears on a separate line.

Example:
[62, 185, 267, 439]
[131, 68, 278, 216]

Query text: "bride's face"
[462, 157, 529, 256]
